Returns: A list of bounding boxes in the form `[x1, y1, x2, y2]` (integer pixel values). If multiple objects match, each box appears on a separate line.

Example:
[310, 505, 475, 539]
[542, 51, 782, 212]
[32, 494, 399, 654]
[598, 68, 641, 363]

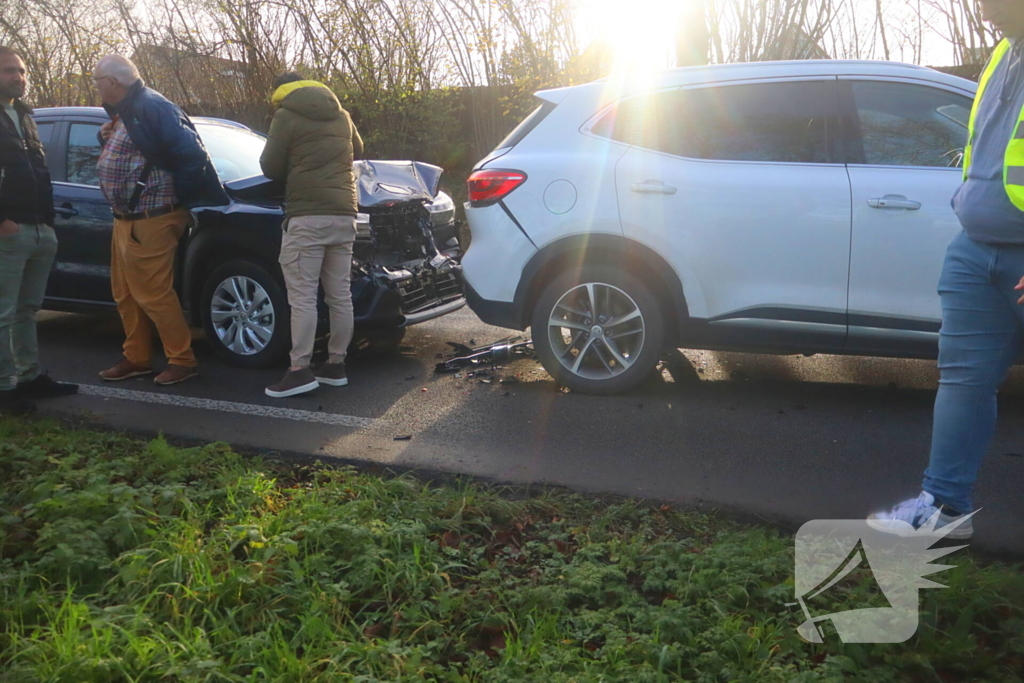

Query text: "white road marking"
[78, 384, 381, 429]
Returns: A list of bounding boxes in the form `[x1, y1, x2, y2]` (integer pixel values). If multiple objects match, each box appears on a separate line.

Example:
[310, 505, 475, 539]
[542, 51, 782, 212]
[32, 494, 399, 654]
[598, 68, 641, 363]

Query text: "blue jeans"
[923, 230, 1024, 513]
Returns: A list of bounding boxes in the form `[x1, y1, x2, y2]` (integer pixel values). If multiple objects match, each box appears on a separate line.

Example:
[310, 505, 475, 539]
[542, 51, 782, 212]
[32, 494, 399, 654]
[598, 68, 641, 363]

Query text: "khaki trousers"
[110, 208, 196, 368]
[279, 215, 355, 368]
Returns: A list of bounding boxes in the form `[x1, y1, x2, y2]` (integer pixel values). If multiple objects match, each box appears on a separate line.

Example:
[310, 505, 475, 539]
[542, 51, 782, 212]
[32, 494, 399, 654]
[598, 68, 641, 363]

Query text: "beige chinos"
[278, 215, 356, 367]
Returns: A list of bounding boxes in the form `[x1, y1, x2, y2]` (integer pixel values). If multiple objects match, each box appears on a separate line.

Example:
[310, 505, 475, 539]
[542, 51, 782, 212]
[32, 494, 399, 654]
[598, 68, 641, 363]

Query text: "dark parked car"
[33, 107, 465, 367]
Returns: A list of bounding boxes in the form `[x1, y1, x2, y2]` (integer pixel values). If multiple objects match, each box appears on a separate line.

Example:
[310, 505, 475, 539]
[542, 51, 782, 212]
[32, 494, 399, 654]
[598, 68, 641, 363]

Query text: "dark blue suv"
[34, 107, 465, 367]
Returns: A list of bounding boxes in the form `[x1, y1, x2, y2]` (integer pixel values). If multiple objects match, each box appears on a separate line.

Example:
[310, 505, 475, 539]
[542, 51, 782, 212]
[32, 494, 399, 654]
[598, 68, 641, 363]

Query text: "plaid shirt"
[97, 120, 175, 214]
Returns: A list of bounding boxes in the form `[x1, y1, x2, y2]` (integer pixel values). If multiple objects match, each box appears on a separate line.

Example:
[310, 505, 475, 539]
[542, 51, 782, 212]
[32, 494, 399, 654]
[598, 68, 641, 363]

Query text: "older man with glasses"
[91, 55, 228, 386]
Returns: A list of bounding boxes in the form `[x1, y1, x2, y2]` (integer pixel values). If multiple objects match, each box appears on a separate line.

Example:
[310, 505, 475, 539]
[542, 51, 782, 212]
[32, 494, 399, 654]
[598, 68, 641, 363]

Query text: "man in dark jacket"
[92, 54, 229, 386]
[260, 71, 363, 398]
[0, 46, 78, 415]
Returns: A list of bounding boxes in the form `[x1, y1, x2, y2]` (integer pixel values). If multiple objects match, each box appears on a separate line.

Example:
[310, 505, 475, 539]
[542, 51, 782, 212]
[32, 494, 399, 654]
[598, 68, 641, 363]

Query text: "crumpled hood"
[354, 160, 443, 207]
[224, 160, 444, 209]
[272, 81, 341, 122]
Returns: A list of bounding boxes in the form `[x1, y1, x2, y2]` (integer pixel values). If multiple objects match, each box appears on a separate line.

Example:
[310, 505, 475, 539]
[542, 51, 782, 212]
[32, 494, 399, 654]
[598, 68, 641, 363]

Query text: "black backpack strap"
[127, 159, 155, 212]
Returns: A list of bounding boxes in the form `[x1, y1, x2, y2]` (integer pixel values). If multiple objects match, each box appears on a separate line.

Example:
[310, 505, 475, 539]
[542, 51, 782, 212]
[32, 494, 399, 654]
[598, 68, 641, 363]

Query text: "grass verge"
[1, 416, 1023, 682]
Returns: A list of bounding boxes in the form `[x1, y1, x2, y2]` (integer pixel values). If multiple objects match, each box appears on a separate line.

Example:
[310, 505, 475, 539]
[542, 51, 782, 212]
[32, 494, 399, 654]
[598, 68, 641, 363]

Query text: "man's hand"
[1015, 275, 1024, 304]
[100, 120, 115, 142]
[0, 219, 19, 237]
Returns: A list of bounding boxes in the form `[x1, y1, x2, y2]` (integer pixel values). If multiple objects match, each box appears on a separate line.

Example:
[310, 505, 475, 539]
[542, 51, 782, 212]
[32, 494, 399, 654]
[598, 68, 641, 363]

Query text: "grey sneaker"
[867, 491, 975, 540]
[314, 362, 348, 387]
[265, 368, 319, 398]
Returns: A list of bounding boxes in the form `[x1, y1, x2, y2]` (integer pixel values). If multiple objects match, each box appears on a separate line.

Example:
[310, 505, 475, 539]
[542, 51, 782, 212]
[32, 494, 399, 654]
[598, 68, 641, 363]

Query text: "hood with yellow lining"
[270, 80, 341, 122]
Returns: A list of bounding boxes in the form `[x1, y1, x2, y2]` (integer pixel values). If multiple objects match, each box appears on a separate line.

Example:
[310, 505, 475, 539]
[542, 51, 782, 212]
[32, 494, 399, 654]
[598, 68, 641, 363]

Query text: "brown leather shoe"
[154, 365, 199, 386]
[99, 359, 153, 381]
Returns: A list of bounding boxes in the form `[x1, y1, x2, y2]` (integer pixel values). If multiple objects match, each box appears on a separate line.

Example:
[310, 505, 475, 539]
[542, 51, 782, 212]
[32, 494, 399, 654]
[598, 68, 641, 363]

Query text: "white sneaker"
[867, 491, 975, 540]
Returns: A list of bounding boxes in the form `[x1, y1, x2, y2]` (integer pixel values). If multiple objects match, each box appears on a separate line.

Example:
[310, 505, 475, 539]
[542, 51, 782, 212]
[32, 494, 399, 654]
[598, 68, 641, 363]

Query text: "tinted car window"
[67, 123, 102, 186]
[494, 101, 556, 152]
[591, 89, 677, 152]
[35, 122, 54, 145]
[850, 81, 969, 167]
[60, 120, 265, 187]
[593, 81, 836, 164]
[196, 122, 266, 182]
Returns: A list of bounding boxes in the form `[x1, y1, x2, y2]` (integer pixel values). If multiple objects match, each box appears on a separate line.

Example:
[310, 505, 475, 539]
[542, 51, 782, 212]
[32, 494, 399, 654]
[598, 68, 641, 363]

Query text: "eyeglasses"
[91, 75, 112, 84]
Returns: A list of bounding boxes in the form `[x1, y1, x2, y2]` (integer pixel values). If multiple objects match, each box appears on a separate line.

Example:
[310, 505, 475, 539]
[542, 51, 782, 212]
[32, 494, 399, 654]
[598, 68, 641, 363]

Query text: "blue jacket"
[102, 80, 230, 209]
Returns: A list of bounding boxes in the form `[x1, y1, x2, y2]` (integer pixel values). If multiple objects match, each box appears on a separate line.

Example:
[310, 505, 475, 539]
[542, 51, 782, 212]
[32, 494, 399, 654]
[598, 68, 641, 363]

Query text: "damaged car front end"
[350, 161, 464, 330]
[220, 157, 466, 363]
[34, 110, 465, 368]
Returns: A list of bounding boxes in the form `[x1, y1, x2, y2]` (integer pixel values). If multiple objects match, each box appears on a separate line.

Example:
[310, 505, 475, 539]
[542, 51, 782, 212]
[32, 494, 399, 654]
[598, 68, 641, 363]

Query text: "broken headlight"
[427, 191, 455, 227]
[356, 212, 371, 239]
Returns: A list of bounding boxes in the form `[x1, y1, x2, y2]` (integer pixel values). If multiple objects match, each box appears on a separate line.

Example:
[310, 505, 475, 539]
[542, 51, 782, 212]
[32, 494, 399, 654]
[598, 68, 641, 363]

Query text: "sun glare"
[580, 0, 685, 72]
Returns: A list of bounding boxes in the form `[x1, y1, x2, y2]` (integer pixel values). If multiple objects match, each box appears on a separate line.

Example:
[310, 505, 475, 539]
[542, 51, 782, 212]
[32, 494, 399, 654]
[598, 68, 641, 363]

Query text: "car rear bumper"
[463, 279, 526, 330]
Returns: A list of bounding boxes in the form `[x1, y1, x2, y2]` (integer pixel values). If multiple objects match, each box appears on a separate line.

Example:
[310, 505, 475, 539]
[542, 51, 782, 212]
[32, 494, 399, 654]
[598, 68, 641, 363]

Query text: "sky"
[576, 0, 685, 72]
[575, 0, 972, 71]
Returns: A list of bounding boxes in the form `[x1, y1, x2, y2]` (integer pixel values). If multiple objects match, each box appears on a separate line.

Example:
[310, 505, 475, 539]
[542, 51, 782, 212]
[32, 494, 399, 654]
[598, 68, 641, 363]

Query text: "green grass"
[1, 416, 1023, 682]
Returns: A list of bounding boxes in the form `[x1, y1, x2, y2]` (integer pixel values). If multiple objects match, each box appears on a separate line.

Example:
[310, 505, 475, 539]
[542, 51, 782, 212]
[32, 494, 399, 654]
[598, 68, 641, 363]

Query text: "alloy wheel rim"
[210, 276, 275, 355]
[547, 282, 645, 380]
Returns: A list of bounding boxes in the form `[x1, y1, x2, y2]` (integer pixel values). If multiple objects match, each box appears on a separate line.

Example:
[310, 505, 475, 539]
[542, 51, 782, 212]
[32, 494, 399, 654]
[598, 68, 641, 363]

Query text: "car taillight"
[467, 170, 527, 207]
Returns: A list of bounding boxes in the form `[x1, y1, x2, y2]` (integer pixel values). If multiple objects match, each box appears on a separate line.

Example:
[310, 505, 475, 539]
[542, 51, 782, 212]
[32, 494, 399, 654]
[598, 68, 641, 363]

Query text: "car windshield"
[196, 121, 267, 182]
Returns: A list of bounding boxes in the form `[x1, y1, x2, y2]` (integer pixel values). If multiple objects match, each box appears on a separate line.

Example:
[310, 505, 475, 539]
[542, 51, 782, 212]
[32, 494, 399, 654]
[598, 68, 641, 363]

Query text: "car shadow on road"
[482, 345, 1024, 422]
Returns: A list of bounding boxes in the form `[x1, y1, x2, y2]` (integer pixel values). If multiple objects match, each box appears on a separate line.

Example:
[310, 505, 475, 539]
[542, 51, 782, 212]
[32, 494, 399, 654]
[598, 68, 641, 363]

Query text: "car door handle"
[631, 181, 677, 195]
[54, 203, 79, 217]
[867, 195, 920, 210]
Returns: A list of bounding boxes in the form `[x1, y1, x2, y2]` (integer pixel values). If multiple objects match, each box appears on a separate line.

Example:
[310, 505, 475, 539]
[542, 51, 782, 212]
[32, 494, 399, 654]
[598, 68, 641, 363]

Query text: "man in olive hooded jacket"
[260, 71, 364, 398]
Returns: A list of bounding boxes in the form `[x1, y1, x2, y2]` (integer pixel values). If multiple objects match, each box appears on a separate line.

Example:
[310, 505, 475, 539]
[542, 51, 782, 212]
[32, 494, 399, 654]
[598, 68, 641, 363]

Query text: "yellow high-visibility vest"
[964, 38, 1024, 210]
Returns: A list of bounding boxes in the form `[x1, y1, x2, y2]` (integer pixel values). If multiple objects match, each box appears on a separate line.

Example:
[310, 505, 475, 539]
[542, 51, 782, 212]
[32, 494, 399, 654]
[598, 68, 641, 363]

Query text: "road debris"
[435, 336, 534, 373]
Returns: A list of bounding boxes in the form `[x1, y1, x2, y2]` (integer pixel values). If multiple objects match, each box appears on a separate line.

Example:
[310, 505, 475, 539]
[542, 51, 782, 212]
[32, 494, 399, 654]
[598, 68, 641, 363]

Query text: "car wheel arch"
[515, 235, 690, 341]
[182, 229, 282, 324]
[199, 258, 291, 368]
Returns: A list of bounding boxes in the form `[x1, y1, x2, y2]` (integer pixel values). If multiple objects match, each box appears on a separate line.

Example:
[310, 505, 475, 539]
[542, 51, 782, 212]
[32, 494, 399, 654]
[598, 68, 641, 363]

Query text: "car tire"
[531, 265, 665, 395]
[201, 259, 291, 368]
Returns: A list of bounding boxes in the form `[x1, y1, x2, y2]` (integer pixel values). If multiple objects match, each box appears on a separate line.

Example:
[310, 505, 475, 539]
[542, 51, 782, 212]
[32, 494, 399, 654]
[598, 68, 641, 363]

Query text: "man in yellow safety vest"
[868, 0, 1024, 540]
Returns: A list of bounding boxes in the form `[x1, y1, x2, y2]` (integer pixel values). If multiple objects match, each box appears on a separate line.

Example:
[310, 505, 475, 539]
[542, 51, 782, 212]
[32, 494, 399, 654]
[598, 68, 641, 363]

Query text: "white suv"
[461, 60, 975, 394]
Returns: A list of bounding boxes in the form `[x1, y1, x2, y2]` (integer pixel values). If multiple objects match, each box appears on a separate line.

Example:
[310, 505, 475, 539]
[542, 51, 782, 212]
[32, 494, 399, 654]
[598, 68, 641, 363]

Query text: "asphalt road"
[28, 308, 1024, 558]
